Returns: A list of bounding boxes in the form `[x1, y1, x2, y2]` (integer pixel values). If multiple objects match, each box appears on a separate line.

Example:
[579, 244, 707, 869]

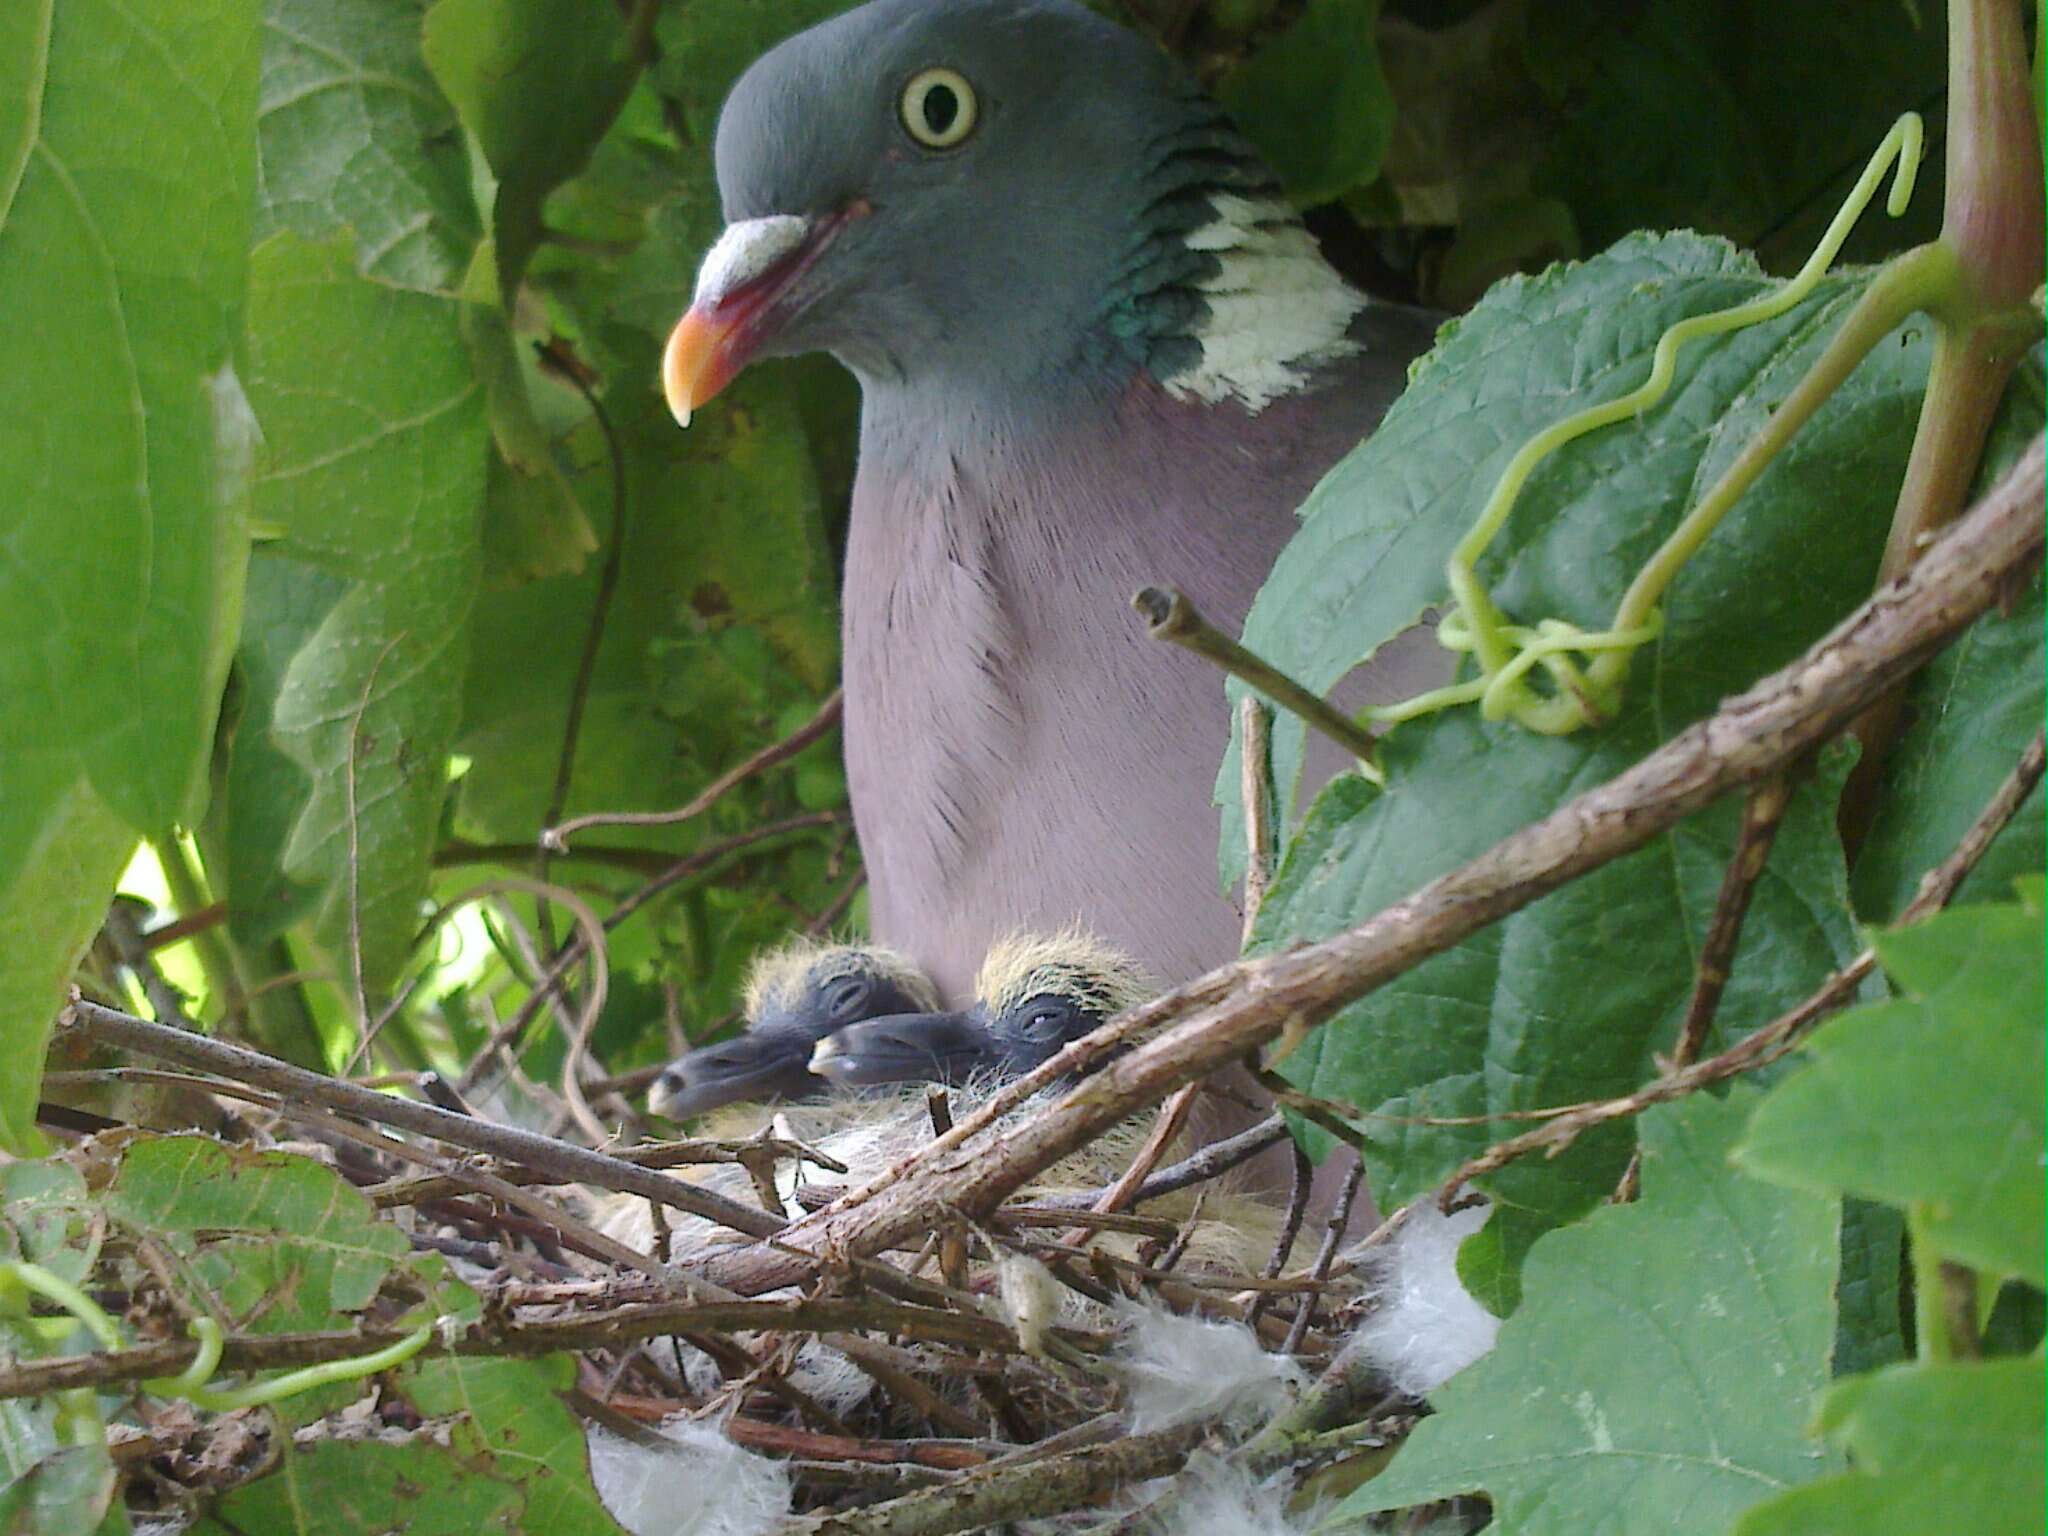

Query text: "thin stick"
[770, 1422, 1214, 1536]
[1676, 773, 1796, 1071]
[1286, 1158, 1367, 1352]
[1091, 1086, 1197, 1217]
[1245, 1141, 1313, 1328]
[1033, 1116, 1291, 1213]
[545, 689, 843, 848]
[1136, 587, 1379, 770]
[455, 813, 840, 1094]
[1615, 769, 1795, 1202]
[104, 900, 197, 1032]
[0, 1296, 1053, 1401]
[58, 1000, 785, 1242]
[1239, 695, 1275, 937]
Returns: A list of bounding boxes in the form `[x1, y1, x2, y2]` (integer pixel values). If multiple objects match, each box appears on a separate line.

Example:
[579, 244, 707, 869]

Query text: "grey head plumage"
[663, 0, 1345, 424]
[647, 940, 937, 1120]
[809, 929, 1153, 1088]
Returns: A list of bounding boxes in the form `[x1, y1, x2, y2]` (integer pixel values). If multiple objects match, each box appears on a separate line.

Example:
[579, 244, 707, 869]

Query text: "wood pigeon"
[663, 0, 1439, 1004]
[646, 939, 935, 1119]
[809, 928, 1151, 1087]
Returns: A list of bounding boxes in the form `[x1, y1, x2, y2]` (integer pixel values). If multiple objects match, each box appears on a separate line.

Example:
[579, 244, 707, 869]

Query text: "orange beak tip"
[662, 307, 723, 431]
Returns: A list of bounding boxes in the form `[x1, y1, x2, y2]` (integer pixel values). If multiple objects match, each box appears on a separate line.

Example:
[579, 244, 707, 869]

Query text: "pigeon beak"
[660, 307, 733, 431]
[809, 1011, 993, 1088]
[663, 206, 863, 428]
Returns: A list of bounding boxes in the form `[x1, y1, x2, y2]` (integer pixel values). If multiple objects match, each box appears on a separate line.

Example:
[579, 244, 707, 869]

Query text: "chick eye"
[825, 977, 872, 1021]
[900, 67, 977, 150]
[1018, 999, 1075, 1041]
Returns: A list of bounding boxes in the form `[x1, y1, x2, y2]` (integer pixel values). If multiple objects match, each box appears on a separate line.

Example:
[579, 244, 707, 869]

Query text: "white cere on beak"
[693, 215, 813, 308]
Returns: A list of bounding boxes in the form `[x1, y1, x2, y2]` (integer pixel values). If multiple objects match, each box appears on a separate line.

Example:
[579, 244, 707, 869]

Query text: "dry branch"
[692, 433, 2044, 1296]
[544, 687, 844, 847]
[55, 1000, 786, 1243]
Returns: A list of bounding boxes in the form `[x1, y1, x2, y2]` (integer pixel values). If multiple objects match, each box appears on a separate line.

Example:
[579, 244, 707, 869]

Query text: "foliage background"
[0, 0, 2040, 1532]
[0, 0, 1966, 1144]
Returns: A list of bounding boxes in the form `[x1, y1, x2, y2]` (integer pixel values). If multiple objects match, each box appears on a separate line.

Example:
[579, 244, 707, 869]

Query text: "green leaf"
[1735, 902, 2047, 1287]
[1340, 1088, 1842, 1531]
[254, 0, 478, 291]
[106, 1136, 411, 1333]
[190, 1438, 525, 1536]
[0, 1399, 117, 1536]
[1851, 569, 2044, 923]
[1230, 233, 1964, 1264]
[0, 1163, 98, 1287]
[650, 0, 852, 146]
[1226, 234, 1938, 882]
[220, 556, 351, 950]
[422, 0, 640, 298]
[1527, 0, 1946, 270]
[1832, 1198, 1906, 1377]
[1, 1162, 119, 1533]
[454, 372, 836, 844]
[1735, 1359, 2045, 1536]
[240, 230, 487, 993]
[465, 300, 598, 587]
[0, 0, 259, 1151]
[1220, 0, 1393, 205]
[0, 762, 132, 1153]
[402, 1353, 628, 1534]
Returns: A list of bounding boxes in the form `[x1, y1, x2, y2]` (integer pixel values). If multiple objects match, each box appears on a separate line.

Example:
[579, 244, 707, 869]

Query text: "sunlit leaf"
[1736, 1358, 2045, 1536]
[254, 0, 478, 291]
[0, 0, 259, 1150]
[238, 230, 488, 994]
[1736, 901, 2047, 1287]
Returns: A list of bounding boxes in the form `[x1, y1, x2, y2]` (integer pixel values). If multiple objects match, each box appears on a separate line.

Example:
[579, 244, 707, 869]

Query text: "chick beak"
[808, 1011, 992, 1087]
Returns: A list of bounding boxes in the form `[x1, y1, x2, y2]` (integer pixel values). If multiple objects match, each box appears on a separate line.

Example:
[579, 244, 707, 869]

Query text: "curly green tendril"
[0, 1260, 434, 1417]
[1370, 112, 1927, 737]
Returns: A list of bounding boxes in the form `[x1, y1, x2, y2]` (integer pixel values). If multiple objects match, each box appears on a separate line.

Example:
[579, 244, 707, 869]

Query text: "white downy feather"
[586, 1416, 791, 1536]
[1157, 1453, 1323, 1536]
[1345, 1200, 1500, 1397]
[1113, 1302, 1302, 1432]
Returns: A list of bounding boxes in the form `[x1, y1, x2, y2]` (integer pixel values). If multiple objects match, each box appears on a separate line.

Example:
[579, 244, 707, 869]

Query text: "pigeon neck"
[1104, 109, 1367, 414]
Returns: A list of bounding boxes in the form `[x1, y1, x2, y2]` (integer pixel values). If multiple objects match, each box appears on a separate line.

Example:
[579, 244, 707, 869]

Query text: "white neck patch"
[1162, 193, 1365, 412]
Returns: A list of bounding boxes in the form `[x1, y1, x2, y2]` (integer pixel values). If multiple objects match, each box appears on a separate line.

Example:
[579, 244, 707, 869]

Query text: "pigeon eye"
[900, 67, 977, 150]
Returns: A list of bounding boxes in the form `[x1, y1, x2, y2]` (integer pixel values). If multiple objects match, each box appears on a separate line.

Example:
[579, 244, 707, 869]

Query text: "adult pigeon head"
[665, 0, 1359, 425]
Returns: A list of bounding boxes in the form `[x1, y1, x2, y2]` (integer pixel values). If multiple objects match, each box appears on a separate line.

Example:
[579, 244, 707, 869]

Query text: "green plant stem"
[1876, 0, 2042, 586]
[1409, 112, 1930, 737]
[1907, 1206, 1951, 1363]
[150, 833, 243, 1029]
[1842, 0, 2044, 852]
